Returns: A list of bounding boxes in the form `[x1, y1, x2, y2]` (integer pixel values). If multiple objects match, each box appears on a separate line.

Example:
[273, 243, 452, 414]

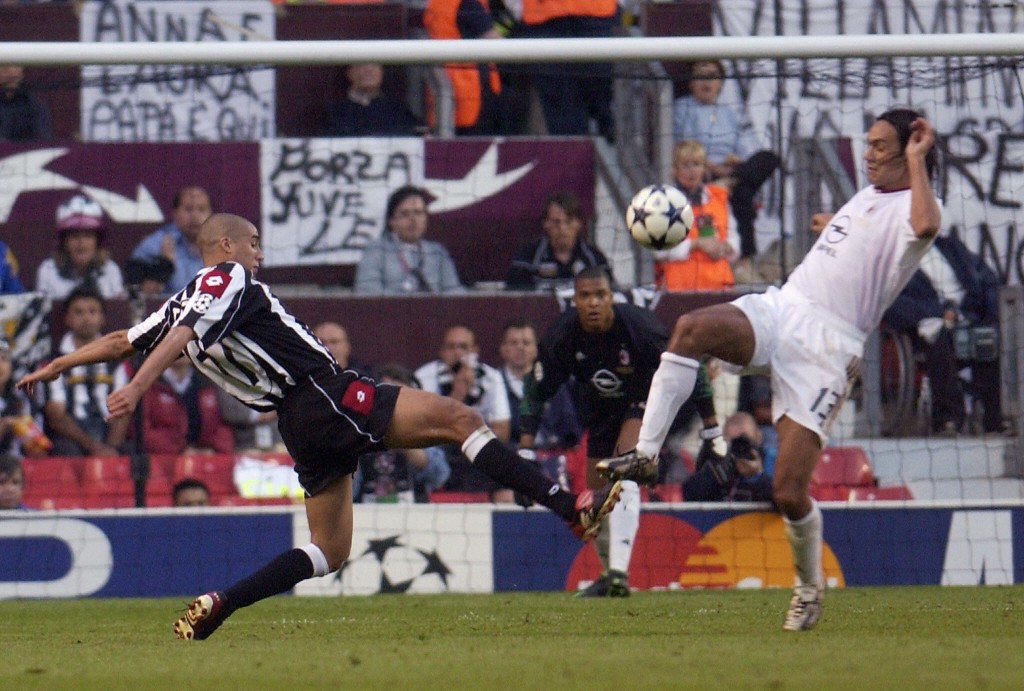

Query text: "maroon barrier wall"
[50, 291, 733, 372]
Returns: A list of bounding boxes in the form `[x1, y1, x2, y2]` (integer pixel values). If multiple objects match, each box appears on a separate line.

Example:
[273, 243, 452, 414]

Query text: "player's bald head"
[198, 213, 255, 262]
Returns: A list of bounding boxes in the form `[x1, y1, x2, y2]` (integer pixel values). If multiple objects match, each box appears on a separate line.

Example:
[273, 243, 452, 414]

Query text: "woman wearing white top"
[34, 194, 124, 300]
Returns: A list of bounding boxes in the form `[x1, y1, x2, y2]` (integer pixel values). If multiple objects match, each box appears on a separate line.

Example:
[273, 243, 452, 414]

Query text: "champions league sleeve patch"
[341, 380, 375, 415]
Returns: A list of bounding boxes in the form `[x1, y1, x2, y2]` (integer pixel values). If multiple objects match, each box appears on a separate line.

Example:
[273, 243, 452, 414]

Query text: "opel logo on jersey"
[591, 368, 623, 395]
[825, 214, 851, 243]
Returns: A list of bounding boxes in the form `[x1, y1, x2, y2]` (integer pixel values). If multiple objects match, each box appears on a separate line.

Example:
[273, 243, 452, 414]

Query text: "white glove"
[917, 317, 945, 344]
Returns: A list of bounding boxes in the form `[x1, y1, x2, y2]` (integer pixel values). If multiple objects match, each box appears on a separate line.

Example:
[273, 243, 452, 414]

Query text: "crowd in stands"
[0, 35, 1010, 515]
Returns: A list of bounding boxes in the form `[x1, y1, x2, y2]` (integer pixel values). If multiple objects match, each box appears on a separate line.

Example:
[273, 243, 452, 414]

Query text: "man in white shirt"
[600, 109, 941, 631]
[415, 324, 512, 500]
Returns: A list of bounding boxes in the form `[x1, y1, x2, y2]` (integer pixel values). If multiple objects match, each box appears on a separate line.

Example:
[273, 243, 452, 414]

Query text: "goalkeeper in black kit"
[518, 267, 728, 596]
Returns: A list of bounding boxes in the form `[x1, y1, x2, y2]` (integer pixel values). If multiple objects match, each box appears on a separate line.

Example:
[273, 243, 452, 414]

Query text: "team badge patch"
[342, 380, 375, 415]
[200, 269, 232, 297]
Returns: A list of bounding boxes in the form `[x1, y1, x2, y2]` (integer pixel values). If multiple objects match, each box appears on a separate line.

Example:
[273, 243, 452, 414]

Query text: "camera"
[729, 435, 757, 461]
[123, 257, 174, 287]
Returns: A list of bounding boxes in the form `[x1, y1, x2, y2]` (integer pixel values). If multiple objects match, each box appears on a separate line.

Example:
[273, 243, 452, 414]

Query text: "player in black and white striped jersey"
[17, 212, 622, 641]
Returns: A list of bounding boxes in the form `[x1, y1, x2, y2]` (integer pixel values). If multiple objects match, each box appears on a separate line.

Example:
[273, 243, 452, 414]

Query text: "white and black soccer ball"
[625, 184, 693, 250]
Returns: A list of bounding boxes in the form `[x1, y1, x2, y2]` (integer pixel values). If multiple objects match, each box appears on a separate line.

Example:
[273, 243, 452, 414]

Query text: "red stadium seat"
[813, 446, 874, 488]
[171, 453, 237, 497]
[20, 457, 82, 507]
[80, 456, 135, 508]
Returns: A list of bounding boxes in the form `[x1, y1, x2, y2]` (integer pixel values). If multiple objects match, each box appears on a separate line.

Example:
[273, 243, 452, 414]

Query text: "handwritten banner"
[79, 0, 276, 143]
[718, 1, 1024, 283]
[260, 138, 425, 267]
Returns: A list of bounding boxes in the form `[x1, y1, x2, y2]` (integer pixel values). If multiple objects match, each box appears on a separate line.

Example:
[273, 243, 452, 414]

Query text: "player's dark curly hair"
[876, 108, 939, 181]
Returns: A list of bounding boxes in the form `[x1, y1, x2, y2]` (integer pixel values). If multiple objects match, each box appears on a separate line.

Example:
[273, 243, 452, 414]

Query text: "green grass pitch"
[2, 586, 1022, 690]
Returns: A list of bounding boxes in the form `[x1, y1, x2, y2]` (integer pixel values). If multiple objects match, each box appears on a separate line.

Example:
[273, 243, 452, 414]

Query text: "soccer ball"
[625, 184, 693, 250]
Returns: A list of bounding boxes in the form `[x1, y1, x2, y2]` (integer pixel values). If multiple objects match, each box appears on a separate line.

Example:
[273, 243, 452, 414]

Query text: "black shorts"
[277, 369, 400, 496]
[585, 401, 645, 459]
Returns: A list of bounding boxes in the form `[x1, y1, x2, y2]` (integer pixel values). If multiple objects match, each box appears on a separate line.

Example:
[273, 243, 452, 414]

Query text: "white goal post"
[0, 33, 1023, 66]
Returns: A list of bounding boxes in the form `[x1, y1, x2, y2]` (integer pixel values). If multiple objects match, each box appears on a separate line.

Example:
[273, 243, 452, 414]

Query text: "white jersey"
[413, 358, 511, 425]
[786, 185, 938, 334]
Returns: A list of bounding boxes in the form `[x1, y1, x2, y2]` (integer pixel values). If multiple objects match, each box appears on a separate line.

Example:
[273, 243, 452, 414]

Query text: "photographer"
[683, 411, 773, 503]
[883, 234, 1002, 435]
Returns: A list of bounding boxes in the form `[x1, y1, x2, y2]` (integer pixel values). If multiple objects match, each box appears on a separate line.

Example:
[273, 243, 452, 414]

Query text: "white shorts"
[731, 285, 865, 445]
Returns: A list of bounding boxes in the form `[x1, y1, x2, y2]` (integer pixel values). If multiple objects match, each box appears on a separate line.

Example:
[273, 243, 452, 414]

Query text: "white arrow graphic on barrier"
[0, 148, 78, 220]
[79, 183, 164, 224]
[0, 149, 164, 224]
[422, 142, 536, 214]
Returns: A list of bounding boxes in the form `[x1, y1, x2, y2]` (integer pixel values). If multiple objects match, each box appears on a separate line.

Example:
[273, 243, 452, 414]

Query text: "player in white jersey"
[598, 109, 941, 631]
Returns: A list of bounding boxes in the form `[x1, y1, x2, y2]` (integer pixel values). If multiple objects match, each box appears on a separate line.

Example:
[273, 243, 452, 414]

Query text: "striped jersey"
[127, 262, 335, 411]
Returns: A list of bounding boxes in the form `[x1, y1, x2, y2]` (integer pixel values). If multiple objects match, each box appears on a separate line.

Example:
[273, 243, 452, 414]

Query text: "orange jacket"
[520, 0, 616, 24]
[655, 185, 735, 291]
[424, 0, 501, 129]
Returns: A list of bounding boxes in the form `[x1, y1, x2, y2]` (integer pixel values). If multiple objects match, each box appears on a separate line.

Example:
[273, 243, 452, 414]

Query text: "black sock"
[223, 548, 314, 612]
[473, 439, 577, 520]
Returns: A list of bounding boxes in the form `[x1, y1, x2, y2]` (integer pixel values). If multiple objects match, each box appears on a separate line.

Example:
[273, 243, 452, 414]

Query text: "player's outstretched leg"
[462, 426, 621, 540]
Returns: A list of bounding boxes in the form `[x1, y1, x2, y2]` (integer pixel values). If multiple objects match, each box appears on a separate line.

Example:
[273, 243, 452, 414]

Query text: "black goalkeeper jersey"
[521, 303, 668, 431]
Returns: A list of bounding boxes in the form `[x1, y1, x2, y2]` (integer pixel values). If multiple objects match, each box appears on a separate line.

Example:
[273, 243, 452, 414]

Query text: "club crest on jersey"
[533, 361, 544, 382]
[200, 268, 232, 297]
[342, 380, 375, 415]
[619, 348, 630, 366]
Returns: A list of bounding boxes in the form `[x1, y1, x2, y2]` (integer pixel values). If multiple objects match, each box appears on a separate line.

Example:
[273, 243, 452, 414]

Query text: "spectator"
[513, 0, 616, 140]
[883, 234, 1003, 435]
[0, 240, 25, 294]
[140, 355, 233, 455]
[41, 286, 129, 457]
[0, 453, 27, 511]
[321, 63, 423, 137]
[414, 324, 512, 501]
[424, 0, 504, 135]
[312, 320, 369, 373]
[215, 388, 282, 453]
[0, 64, 52, 142]
[683, 411, 773, 503]
[354, 363, 449, 503]
[355, 185, 465, 295]
[130, 186, 212, 295]
[672, 60, 779, 278]
[506, 190, 612, 292]
[498, 318, 580, 449]
[34, 195, 124, 300]
[0, 340, 41, 457]
[653, 140, 739, 291]
[172, 477, 211, 507]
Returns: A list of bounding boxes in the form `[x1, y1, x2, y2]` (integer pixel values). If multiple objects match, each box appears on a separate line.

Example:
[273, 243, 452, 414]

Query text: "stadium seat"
[171, 453, 237, 497]
[20, 457, 82, 507]
[80, 456, 136, 508]
[813, 446, 874, 487]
